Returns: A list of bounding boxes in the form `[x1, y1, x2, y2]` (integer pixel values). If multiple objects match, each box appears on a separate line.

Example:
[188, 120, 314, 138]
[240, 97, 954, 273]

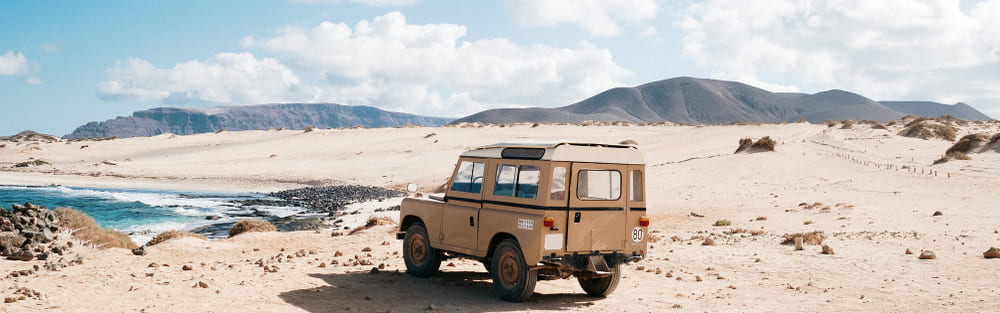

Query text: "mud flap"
[587, 254, 611, 275]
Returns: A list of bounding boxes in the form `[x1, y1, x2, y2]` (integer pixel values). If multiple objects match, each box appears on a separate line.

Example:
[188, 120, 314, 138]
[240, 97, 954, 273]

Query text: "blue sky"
[1, 0, 998, 136]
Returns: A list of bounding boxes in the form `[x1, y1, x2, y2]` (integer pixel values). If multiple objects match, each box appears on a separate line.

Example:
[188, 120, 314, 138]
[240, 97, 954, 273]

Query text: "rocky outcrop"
[0, 203, 66, 261]
[64, 103, 452, 139]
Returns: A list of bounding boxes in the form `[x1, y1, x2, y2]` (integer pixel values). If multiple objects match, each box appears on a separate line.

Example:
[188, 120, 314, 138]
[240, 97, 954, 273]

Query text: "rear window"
[576, 170, 621, 201]
[493, 164, 540, 199]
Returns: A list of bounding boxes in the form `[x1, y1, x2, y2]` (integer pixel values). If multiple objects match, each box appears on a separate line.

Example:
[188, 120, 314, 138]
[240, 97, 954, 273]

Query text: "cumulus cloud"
[677, 0, 1000, 112]
[289, 0, 418, 6]
[503, 0, 658, 37]
[98, 52, 321, 105]
[0, 51, 29, 76]
[242, 11, 631, 116]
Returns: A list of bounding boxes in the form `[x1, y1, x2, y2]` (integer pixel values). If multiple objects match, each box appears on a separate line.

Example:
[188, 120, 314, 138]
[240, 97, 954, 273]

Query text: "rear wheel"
[577, 265, 621, 297]
[491, 239, 537, 302]
[403, 223, 441, 277]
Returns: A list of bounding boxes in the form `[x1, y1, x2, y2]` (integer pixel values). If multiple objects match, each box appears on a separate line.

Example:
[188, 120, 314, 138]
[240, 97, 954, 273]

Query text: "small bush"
[735, 138, 753, 153]
[303, 125, 316, 133]
[947, 134, 989, 154]
[871, 123, 887, 130]
[145, 230, 206, 246]
[56, 207, 137, 249]
[619, 139, 638, 145]
[825, 119, 838, 127]
[751, 136, 776, 151]
[781, 231, 826, 245]
[934, 151, 971, 164]
[899, 121, 957, 141]
[796, 118, 808, 123]
[713, 219, 731, 227]
[228, 219, 277, 238]
[726, 228, 765, 236]
[840, 119, 856, 129]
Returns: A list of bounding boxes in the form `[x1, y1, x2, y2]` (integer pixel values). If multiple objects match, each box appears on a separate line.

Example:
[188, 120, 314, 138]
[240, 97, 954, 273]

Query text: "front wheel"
[403, 223, 441, 277]
[491, 239, 537, 302]
[577, 265, 622, 297]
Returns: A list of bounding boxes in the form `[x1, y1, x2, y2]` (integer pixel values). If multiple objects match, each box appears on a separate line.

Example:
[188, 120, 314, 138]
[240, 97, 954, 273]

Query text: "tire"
[491, 239, 537, 302]
[403, 223, 441, 277]
[577, 264, 621, 297]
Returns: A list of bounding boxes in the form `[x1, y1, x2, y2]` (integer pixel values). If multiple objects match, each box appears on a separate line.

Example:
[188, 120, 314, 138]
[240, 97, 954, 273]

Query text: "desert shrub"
[871, 123, 887, 130]
[619, 139, 638, 145]
[781, 231, 826, 245]
[825, 119, 838, 127]
[348, 216, 397, 235]
[145, 230, 206, 246]
[56, 207, 137, 249]
[934, 151, 972, 164]
[947, 134, 989, 154]
[796, 118, 808, 123]
[886, 120, 898, 126]
[991, 133, 1000, 144]
[899, 121, 957, 141]
[735, 138, 753, 153]
[303, 125, 316, 133]
[936, 115, 969, 126]
[228, 219, 277, 238]
[726, 228, 765, 236]
[840, 119, 856, 129]
[751, 136, 776, 151]
[713, 219, 731, 226]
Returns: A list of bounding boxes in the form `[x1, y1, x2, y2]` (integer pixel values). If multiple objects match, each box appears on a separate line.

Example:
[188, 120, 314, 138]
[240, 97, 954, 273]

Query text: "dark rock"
[6, 250, 33, 261]
[182, 265, 193, 271]
[36, 252, 48, 261]
[132, 246, 147, 256]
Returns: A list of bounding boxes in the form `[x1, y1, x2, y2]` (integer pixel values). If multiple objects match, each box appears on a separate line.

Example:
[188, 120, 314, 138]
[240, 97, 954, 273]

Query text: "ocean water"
[0, 185, 305, 245]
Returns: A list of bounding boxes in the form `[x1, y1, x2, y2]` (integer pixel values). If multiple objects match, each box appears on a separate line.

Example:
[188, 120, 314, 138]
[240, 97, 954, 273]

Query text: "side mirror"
[407, 183, 418, 193]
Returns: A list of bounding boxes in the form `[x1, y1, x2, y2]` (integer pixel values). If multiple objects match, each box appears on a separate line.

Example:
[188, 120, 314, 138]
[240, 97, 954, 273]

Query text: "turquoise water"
[0, 185, 303, 244]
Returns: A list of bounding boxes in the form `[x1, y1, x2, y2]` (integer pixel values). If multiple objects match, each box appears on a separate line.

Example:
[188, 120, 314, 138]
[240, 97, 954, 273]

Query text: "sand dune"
[1, 121, 999, 311]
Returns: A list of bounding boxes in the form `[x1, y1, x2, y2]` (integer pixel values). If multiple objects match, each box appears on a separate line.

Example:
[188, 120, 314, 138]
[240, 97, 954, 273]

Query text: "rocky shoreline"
[192, 185, 406, 238]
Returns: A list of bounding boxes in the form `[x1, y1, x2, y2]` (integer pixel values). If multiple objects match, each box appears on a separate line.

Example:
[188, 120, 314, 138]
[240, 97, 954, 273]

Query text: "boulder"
[918, 250, 936, 260]
[984, 247, 1000, 259]
[6, 250, 33, 261]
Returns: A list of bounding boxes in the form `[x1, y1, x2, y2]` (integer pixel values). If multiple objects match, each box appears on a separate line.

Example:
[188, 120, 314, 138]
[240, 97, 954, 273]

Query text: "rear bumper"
[540, 251, 643, 270]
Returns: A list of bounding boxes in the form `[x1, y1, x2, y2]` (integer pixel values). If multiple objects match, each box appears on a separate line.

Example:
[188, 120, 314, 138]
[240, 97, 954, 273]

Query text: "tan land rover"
[397, 142, 649, 302]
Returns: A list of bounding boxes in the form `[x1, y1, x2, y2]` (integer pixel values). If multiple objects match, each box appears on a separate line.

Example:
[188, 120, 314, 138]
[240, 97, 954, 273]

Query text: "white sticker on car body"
[631, 227, 644, 242]
[517, 218, 533, 230]
[544, 234, 563, 250]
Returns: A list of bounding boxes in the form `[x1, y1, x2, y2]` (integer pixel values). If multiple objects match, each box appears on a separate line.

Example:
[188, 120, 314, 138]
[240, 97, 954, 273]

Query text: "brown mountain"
[453, 77, 991, 124]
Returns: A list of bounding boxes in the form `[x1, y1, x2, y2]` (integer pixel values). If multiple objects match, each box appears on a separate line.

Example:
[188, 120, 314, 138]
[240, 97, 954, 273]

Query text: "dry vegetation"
[734, 136, 776, 153]
[145, 230, 207, 246]
[228, 219, 277, 238]
[725, 228, 766, 236]
[713, 219, 732, 226]
[840, 119, 856, 129]
[899, 120, 957, 141]
[55, 207, 137, 249]
[781, 231, 827, 245]
[934, 133, 1000, 164]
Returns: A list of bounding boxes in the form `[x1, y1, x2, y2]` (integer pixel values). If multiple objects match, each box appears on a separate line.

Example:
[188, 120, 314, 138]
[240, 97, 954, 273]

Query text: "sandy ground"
[1, 122, 999, 312]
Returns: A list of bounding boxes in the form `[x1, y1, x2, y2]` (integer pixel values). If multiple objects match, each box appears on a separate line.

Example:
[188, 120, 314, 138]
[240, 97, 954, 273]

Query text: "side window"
[630, 170, 644, 202]
[576, 170, 622, 201]
[516, 166, 539, 199]
[450, 161, 484, 194]
[550, 167, 567, 200]
[494, 164, 517, 197]
[493, 164, 540, 199]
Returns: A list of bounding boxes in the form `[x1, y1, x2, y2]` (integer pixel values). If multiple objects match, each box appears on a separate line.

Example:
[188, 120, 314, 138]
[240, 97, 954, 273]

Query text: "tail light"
[543, 217, 555, 228]
[639, 216, 650, 227]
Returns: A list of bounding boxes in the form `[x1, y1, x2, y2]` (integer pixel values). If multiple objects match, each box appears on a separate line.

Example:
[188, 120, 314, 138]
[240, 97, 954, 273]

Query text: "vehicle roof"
[460, 142, 645, 165]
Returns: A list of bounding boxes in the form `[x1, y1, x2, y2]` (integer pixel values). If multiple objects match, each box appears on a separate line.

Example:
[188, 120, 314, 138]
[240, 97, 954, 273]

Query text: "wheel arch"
[485, 232, 517, 260]
[400, 214, 423, 232]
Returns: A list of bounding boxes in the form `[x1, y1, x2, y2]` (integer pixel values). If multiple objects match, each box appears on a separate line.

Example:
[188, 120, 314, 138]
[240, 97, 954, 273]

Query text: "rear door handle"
[574, 212, 581, 223]
[469, 216, 475, 227]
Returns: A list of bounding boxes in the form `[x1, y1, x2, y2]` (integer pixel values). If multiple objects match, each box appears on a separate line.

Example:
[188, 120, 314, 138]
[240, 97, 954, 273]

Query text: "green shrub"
[713, 219, 731, 226]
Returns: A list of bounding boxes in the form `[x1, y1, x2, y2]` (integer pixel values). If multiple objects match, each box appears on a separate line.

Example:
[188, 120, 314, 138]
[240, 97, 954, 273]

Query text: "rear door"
[566, 163, 628, 252]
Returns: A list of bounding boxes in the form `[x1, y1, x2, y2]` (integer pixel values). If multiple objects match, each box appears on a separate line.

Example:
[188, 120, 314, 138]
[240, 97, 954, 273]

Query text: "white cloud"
[639, 26, 658, 39]
[678, 0, 1000, 112]
[26, 77, 43, 85]
[241, 11, 631, 116]
[289, 0, 418, 6]
[504, 0, 658, 37]
[0, 51, 29, 76]
[98, 52, 321, 105]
